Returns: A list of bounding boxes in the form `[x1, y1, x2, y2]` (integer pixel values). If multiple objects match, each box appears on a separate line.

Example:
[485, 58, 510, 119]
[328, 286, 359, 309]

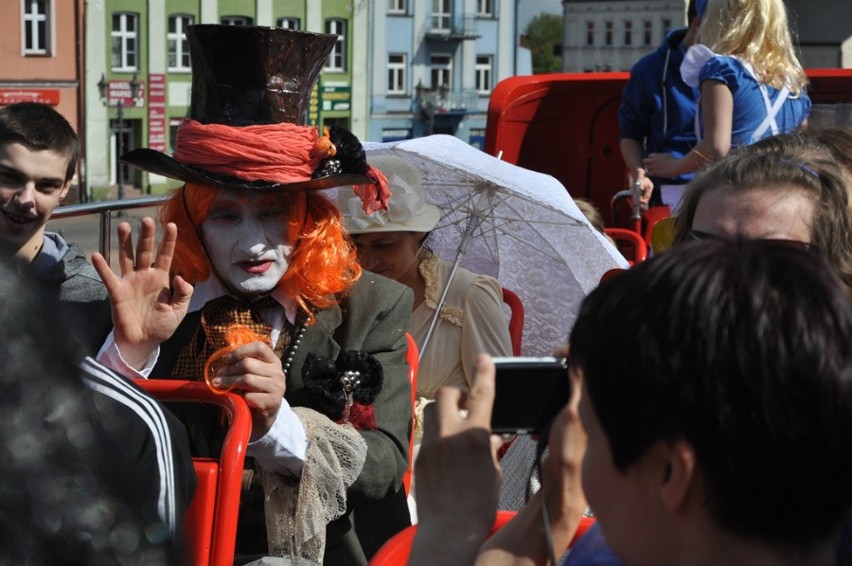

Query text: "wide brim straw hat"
[121, 25, 376, 193]
[338, 154, 440, 234]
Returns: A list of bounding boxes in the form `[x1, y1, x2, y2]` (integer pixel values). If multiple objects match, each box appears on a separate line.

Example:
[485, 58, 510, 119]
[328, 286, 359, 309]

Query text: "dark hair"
[672, 140, 852, 294]
[811, 127, 852, 174]
[0, 102, 80, 182]
[687, 0, 698, 22]
[568, 240, 852, 546]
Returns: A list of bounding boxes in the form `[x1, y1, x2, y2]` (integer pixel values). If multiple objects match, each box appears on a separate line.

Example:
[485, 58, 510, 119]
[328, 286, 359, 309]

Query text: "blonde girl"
[642, 0, 810, 179]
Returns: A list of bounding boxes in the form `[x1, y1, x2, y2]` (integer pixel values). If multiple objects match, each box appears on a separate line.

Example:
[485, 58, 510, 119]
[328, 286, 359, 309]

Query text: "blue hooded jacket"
[619, 28, 700, 185]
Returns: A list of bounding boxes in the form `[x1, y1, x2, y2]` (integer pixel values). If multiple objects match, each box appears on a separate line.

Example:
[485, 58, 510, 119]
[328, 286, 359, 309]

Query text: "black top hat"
[121, 25, 373, 191]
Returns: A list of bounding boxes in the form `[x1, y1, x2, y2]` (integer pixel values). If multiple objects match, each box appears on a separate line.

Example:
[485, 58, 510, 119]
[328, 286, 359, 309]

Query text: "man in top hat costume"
[92, 25, 414, 565]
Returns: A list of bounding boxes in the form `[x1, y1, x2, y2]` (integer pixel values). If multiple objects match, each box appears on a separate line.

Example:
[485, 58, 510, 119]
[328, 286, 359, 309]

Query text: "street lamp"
[414, 80, 439, 136]
[97, 73, 141, 205]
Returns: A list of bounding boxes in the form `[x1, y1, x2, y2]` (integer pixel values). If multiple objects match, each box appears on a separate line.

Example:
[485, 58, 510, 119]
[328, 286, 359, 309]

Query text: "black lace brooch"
[303, 350, 383, 430]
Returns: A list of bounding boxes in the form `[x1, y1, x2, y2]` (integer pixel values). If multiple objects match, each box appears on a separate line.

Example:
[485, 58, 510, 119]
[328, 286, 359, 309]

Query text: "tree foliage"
[522, 13, 564, 74]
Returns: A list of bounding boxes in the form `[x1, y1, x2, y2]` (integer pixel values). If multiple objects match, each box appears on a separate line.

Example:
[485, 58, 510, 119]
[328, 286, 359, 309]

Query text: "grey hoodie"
[23, 231, 112, 357]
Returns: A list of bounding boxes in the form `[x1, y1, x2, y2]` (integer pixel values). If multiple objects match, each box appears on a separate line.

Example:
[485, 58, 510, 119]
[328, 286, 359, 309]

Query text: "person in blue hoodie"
[0, 102, 111, 355]
[618, 0, 705, 207]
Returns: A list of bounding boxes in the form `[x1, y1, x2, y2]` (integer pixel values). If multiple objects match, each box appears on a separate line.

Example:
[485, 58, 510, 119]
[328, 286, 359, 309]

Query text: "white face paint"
[200, 189, 294, 297]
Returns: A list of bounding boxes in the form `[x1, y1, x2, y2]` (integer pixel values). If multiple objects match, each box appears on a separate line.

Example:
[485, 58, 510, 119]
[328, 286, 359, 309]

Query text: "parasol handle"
[421, 209, 481, 359]
[631, 180, 642, 235]
[420, 255, 462, 360]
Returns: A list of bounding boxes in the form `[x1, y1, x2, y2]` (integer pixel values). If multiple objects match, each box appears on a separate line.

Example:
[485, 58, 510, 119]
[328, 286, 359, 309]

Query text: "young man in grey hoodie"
[0, 102, 111, 355]
[0, 103, 197, 540]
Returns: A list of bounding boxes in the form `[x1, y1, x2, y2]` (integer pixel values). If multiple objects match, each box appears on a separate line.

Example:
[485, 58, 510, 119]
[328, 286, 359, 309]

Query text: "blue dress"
[681, 45, 811, 148]
[699, 56, 811, 147]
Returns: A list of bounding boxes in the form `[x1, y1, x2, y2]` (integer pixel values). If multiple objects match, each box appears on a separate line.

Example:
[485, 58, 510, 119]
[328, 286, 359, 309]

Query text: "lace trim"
[259, 407, 367, 563]
[419, 255, 465, 327]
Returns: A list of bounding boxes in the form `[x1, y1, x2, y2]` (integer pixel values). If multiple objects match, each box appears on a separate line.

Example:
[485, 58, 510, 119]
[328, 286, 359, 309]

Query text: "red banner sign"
[147, 74, 167, 153]
[107, 80, 145, 107]
[0, 89, 60, 105]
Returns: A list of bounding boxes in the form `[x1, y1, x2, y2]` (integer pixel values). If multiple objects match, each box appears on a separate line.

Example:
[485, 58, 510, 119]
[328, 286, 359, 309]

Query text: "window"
[643, 20, 652, 46]
[388, 53, 407, 95]
[432, 0, 451, 31]
[477, 0, 494, 17]
[277, 17, 300, 30]
[22, 0, 50, 55]
[382, 128, 411, 142]
[389, 0, 407, 14]
[624, 21, 632, 46]
[475, 55, 492, 94]
[168, 14, 193, 71]
[604, 21, 613, 46]
[430, 54, 452, 89]
[586, 21, 595, 46]
[469, 128, 486, 149]
[324, 19, 346, 71]
[111, 12, 138, 71]
[662, 18, 672, 37]
[220, 15, 253, 26]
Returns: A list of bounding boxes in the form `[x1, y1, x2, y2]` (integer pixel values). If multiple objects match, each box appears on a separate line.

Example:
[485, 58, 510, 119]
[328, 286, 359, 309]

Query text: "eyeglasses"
[686, 230, 820, 253]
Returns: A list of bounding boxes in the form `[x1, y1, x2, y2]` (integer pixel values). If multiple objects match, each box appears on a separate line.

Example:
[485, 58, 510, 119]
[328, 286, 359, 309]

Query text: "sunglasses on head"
[686, 230, 819, 253]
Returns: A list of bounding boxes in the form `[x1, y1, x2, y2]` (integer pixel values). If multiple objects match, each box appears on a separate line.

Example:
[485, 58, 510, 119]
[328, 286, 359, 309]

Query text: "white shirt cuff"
[248, 397, 308, 478]
[95, 330, 160, 380]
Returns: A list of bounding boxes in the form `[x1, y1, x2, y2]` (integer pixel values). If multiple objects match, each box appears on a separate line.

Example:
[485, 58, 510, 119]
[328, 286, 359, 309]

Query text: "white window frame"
[277, 17, 300, 30]
[388, 53, 407, 95]
[475, 55, 492, 94]
[624, 20, 632, 46]
[325, 19, 347, 72]
[111, 12, 138, 71]
[477, 0, 494, 17]
[604, 21, 613, 46]
[430, 54, 452, 89]
[388, 0, 407, 14]
[432, 0, 451, 31]
[22, 0, 51, 55]
[643, 20, 652, 46]
[220, 15, 253, 26]
[586, 21, 595, 46]
[167, 14, 193, 72]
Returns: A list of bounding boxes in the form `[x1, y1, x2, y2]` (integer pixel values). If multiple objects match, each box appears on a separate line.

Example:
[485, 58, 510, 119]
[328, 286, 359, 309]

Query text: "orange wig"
[159, 183, 362, 317]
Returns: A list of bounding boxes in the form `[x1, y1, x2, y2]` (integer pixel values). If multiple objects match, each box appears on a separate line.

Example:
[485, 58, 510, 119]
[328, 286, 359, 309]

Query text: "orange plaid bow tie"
[173, 295, 281, 382]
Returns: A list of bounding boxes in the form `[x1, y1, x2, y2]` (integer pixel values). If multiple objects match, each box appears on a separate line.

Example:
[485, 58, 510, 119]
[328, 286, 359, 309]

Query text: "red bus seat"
[501, 287, 525, 356]
[605, 227, 648, 265]
[369, 511, 596, 565]
[136, 379, 251, 566]
[403, 333, 419, 496]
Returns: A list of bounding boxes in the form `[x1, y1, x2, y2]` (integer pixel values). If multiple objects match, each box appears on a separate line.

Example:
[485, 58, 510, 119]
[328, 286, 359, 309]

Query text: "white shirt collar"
[189, 276, 299, 325]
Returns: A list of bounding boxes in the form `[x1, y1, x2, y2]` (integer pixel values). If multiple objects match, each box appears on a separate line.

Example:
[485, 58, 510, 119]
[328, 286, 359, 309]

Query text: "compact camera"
[491, 356, 570, 434]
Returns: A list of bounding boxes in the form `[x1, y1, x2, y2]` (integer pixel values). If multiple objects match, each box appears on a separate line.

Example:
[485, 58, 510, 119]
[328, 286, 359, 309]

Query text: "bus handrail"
[51, 196, 168, 264]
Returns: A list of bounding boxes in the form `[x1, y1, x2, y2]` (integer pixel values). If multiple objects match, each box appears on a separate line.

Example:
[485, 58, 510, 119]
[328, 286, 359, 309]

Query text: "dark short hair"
[0, 102, 80, 182]
[672, 139, 852, 294]
[568, 240, 852, 546]
[687, 0, 698, 22]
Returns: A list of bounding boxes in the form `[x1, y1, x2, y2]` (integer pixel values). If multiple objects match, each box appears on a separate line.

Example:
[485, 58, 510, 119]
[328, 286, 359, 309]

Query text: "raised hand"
[92, 217, 193, 369]
[411, 354, 503, 566]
